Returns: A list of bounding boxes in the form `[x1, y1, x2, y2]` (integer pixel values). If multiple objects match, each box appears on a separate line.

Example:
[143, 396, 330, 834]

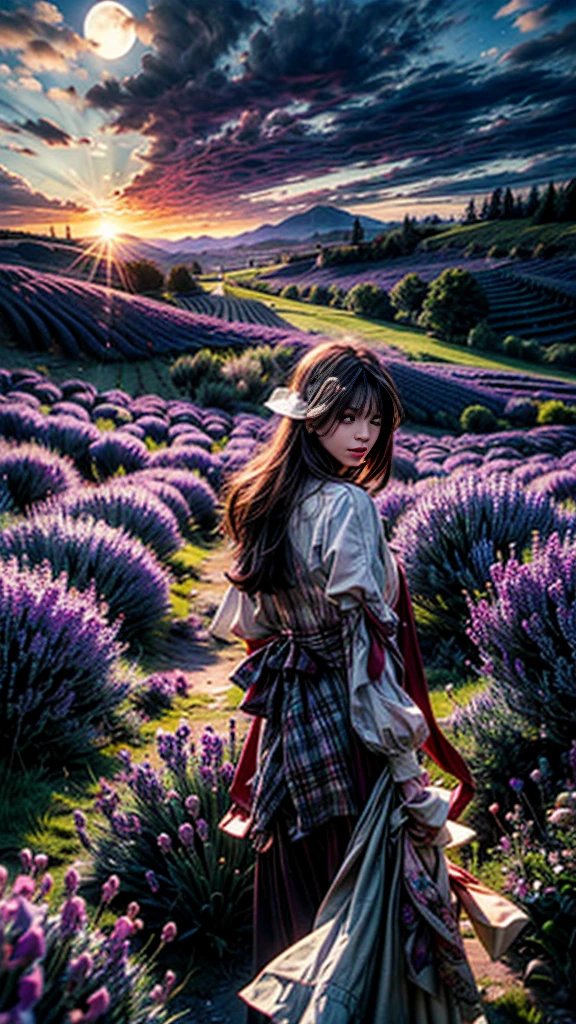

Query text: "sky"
[0, 0, 575, 239]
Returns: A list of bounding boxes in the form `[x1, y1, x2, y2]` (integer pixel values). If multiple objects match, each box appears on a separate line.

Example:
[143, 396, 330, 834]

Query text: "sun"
[99, 221, 118, 241]
[84, 1, 136, 62]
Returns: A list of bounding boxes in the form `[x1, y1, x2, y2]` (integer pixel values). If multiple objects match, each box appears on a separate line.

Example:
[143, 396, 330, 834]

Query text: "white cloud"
[481, 47, 500, 59]
[495, 0, 530, 18]
[515, 6, 549, 32]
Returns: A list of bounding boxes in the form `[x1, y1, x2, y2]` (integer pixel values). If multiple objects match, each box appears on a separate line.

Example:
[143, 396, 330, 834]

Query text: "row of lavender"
[0, 264, 307, 361]
[0, 367, 270, 771]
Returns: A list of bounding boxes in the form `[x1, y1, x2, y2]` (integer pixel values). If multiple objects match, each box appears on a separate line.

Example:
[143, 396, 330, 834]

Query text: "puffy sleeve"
[312, 484, 429, 783]
[210, 583, 281, 643]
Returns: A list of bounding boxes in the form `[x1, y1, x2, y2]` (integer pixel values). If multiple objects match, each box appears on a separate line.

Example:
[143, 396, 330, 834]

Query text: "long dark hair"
[223, 340, 404, 593]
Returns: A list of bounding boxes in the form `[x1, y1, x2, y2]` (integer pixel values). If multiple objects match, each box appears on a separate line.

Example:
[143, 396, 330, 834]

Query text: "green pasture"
[226, 283, 576, 384]
[420, 219, 576, 253]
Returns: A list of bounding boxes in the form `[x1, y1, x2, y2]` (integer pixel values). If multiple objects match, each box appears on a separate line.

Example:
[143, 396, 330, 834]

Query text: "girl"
[211, 340, 483, 1022]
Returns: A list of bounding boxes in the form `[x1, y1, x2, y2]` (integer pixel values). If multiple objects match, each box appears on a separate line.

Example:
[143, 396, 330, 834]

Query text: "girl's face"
[314, 400, 381, 469]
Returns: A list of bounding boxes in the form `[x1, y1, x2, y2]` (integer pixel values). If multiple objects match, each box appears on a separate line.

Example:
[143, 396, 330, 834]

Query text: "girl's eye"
[342, 414, 354, 422]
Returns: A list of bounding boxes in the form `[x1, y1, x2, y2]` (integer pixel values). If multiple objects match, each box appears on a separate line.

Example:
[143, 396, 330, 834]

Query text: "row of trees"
[317, 215, 435, 267]
[464, 178, 576, 225]
[122, 260, 203, 294]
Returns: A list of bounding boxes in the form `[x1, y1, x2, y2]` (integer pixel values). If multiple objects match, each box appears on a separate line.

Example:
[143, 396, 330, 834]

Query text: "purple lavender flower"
[160, 921, 177, 944]
[60, 894, 87, 935]
[178, 822, 195, 848]
[196, 819, 208, 842]
[101, 874, 120, 904]
[145, 870, 160, 894]
[185, 794, 200, 818]
[157, 833, 172, 855]
[65, 867, 81, 895]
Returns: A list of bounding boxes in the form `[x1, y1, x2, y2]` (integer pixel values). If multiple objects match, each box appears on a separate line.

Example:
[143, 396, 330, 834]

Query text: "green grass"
[422, 219, 576, 254]
[226, 284, 576, 383]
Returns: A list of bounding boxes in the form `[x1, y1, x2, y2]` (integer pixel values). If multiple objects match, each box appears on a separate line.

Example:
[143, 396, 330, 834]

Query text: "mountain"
[145, 205, 390, 255]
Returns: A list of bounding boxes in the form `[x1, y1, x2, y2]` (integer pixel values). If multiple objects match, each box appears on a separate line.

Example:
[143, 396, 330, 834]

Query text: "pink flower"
[161, 921, 177, 944]
[150, 984, 165, 1004]
[65, 867, 81, 895]
[0, 865, 8, 895]
[145, 870, 159, 894]
[488, 802, 500, 817]
[34, 853, 48, 874]
[19, 849, 33, 873]
[17, 964, 43, 1010]
[6, 925, 46, 967]
[60, 895, 87, 935]
[529, 769, 542, 785]
[69, 986, 110, 1023]
[40, 873, 54, 896]
[11, 875, 35, 898]
[69, 953, 93, 982]
[157, 833, 172, 854]
[164, 969, 176, 994]
[499, 836, 511, 853]
[111, 916, 135, 942]
[178, 822, 194, 848]
[185, 795, 200, 818]
[127, 901, 140, 920]
[101, 874, 120, 904]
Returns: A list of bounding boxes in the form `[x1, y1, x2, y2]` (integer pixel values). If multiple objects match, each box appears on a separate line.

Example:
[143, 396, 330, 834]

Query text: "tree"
[344, 283, 392, 321]
[525, 185, 540, 218]
[463, 198, 477, 224]
[191, 260, 203, 276]
[533, 181, 557, 224]
[390, 273, 429, 324]
[351, 217, 365, 245]
[124, 259, 165, 293]
[49, 225, 55, 238]
[401, 215, 419, 254]
[502, 187, 515, 220]
[167, 264, 199, 293]
[513, 194, 524, 219]
[487, 187, 503, 220]
[480, 197, 490, 221]
[309, 284, 331, 305]
[558, 178, 576, 222]
[419, 268, 489, 344]
[65, 224, 72, 240]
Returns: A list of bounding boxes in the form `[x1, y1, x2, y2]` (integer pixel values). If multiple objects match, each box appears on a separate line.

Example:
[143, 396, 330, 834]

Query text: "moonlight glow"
[84, 1, 136, 61]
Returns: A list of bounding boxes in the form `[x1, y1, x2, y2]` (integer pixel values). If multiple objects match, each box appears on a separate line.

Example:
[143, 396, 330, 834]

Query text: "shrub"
[467, 321, 499, 352]
[44, 415, 101, 476]
[543, 344, 576, 368]
[84, 723, 255, 962]
[520, 339, 543, 363]
[390, 273, 428, 324]
[0, 403, 47, 444]
[133, 670, 190, 717]
[89, 434, 150, 480]
[504, 397, 539, 426]
[167, 264, 201, 293]
[280, 284, 299, 300]
[170, 350, 224, 395]
[328, 284, 345, 308]
[344, 282, 392, 320]
[308, 284, 331, 305]
[466, 532, 576, 747]
[501, 334, 523, 358]
[460, 404, 498, 433]
[393, 472, 560, 650]
[0, 561, 123, 770]
[58, 483, 183, 561]
[419, 268, 489, 343]
[123, 259, 165, 293]
[0, 512, 172, 646]
[148, 445, 221, 487]
[0, 857, 180, 1023]
[487, 243, 509, 258]
[0, 441, 80, 512]
[136, 470, 218, 531]
[537, 400, 576, 426]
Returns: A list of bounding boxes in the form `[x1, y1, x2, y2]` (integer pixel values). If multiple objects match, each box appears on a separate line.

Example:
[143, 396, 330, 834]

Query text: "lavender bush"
[44, 415, 101, 477]
[57, 483, 183, 561]
[393, 472, 561, 650]
[0, 512, 172, 646]
[136, 470, 218, 532]
[0, 561, 124, 770]
[0, 441, 80, 512]
[0, 855, 181, 1023]
[89, 435, 150, 480]
[83, 721, 254, 961]
[133, 671, 190, 717]
[466, 531, 576, 748]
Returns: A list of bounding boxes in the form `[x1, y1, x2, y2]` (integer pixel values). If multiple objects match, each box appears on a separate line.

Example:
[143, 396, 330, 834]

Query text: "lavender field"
[1, 322, 576, 1020]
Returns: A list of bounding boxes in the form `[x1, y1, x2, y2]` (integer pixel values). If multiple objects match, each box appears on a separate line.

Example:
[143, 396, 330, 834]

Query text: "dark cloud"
[0, 4, 92, 69]
[505, 18, 576, 63]
[81, 0, 575, 222]
[0, 144, 38, 156]
[19, 117, 72, 146]
[0, 120, 21, 134]
[0, 162, 87, 220]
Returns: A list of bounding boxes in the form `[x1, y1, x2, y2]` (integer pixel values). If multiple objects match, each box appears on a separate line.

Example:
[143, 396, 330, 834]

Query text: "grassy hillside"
[422, 219, 576, 253]
[226, 282, 576, 382]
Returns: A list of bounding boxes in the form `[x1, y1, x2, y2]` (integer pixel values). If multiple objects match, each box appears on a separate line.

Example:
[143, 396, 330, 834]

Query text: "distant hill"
[139, 205, 391, 257]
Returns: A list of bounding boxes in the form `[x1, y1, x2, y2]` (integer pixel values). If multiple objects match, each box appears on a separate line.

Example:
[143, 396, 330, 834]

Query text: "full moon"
[84, 1, 136, 61]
